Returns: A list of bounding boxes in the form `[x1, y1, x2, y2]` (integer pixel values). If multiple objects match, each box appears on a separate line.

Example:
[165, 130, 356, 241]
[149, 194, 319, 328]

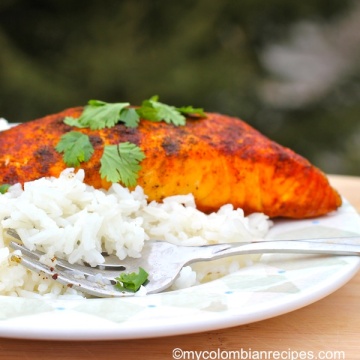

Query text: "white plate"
[0, 199, 359, 341]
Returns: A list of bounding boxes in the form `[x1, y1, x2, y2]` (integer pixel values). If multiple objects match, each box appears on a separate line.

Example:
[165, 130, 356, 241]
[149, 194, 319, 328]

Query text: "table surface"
[0, 174, 359, 360]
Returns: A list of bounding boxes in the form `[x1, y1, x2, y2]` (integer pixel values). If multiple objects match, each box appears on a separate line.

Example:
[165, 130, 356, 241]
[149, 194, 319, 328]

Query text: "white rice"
[0, 168, 272, 299]
[0, 118, 10, 131]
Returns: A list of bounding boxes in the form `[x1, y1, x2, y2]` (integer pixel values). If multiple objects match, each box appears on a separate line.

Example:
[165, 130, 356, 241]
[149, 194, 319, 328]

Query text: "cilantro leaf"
[119, 108, 140, 128]
[99, 142, 146, 187]
[176, 105, 206, 118]
[114, 267, 149, 292]
[137, 95, 186, 125]
[55, 131, 94, 167]
[0, 184, 10, 194]
[152, 100, 186, 125]
[64, 116, 83, 127]
[65, 100, 130, 130]
[135, 102, 159, 122]
[80, 100, 130, 129]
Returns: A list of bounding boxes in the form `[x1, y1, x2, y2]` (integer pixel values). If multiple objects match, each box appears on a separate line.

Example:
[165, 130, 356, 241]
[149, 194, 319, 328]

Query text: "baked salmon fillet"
[0, 107, 341, 218]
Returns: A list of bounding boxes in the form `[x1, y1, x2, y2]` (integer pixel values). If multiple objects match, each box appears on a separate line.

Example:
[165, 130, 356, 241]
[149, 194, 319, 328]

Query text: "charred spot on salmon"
[0, 166, 20, 185]
[34, 146, 56, 159]
[112, 125, 141, 146]
[34, 146, 57, 172]
[89, 135, 103, 147]
[162, 137, 181, 155]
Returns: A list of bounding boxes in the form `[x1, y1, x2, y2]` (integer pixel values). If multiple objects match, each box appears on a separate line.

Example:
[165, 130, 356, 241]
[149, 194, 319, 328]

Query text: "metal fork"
[8, 235, 360, 298]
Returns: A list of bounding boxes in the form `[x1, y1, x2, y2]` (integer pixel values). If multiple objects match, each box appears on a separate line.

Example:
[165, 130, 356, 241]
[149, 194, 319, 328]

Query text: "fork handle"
[209, 237, 360, 260]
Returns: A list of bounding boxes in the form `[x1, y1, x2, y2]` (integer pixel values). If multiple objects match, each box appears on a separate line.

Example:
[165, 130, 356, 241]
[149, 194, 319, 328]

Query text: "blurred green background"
[1, 0, 359, 175]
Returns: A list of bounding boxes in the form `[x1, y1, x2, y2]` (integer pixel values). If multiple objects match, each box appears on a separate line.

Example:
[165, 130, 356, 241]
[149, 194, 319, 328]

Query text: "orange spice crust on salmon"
[0, 107, 341, 218]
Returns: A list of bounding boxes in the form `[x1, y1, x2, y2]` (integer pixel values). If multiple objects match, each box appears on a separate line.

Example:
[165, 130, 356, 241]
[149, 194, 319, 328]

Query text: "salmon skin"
[0, 107, 341, 218]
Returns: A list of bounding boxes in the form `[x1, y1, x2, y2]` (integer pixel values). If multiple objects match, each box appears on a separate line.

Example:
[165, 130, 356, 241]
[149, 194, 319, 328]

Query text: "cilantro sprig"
[64, 100, 138, 129]
[56, 96, 205, 187]
[115, 267, 149, 292]
[64, 95, 205, 130]
[137, 95, 186, 125]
